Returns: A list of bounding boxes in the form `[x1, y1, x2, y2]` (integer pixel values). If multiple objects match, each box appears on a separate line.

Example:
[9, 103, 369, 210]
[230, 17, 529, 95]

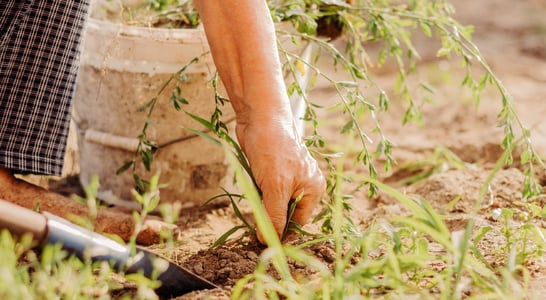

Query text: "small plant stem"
[451, 150, 509, 299]
[332, 165, 346, 298]
[227, 151, 291, 280]
[278, 31, 395, 188]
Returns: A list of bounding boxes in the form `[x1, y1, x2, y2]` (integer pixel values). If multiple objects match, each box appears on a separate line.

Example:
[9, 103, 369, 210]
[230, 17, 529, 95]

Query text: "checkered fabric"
[0, 0, 90, 175]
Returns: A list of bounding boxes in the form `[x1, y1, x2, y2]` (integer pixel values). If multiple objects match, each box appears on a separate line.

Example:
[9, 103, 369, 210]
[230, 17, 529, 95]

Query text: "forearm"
[194, 1, 324, 243]
[194, 0, 293, 125]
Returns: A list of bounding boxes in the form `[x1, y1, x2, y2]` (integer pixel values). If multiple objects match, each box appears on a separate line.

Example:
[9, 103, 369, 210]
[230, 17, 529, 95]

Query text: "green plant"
[0, 172, 182, 299]
[102, 0, 545, 298]
[208, 189, 257, 248]
[169, 115, 542, 299]
[229, 159, 535, 299]
[115, 56, 202, 193]
[0, 230, 115, 299]
[473, 201, 546, 269]
[69, 175, 104, 232]
[388, 146, 469, 186]
[93, 0, 200, 28]
[111, 0, 543, 205]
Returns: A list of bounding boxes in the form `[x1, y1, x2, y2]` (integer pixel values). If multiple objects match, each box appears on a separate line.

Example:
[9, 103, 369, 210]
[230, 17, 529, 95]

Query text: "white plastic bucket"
[74, 18, 234, 208]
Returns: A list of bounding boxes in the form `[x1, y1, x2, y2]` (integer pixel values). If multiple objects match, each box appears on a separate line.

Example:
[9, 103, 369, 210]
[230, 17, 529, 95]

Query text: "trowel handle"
[0, 199, 131, 269]
[0, 198, 48, 243]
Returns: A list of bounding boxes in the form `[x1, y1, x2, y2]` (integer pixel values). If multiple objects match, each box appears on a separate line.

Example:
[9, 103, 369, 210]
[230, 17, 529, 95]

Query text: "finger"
[291, 175, 326, 227]
[257, 186, 290, 244]
[290, 189, 321, 227]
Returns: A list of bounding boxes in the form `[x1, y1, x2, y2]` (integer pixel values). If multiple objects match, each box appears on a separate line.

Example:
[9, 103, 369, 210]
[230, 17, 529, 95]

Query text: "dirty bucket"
[73, 18, 236, 208]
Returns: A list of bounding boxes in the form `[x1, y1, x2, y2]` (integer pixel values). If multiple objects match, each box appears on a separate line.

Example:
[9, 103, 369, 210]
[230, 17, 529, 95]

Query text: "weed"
[112, 0, 544, 297]
[5, 0, 541, 299]
[388, 146, 469, 186]
[0, 228, 118, 299]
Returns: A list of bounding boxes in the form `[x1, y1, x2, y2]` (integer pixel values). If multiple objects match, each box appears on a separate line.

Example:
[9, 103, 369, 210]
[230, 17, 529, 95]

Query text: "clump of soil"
[178, 235, 342, 286]
[180, 238, 264, 287]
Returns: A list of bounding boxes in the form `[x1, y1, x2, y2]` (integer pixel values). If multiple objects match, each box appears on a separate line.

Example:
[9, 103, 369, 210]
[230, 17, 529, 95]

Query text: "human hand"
[236, 116, 325, 244]
[195, 0, 324, 244]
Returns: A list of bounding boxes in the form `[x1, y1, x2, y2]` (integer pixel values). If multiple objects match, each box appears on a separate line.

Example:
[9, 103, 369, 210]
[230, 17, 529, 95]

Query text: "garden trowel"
[0, 198, 217, 298]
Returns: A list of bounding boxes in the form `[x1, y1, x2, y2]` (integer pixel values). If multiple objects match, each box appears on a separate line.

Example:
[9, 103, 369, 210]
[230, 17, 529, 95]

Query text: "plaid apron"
[0, 0, 90, 175]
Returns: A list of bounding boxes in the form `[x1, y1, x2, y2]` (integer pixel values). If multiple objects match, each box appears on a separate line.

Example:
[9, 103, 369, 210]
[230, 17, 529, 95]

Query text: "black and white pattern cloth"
[0, 0, 90, 175]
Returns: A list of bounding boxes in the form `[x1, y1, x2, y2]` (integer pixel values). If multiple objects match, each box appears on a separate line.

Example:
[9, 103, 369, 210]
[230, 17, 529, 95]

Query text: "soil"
[47, 0, 546, 298]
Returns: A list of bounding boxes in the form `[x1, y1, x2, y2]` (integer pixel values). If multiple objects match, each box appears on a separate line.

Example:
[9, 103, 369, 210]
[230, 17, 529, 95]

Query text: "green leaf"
[478, 73, 490, 90]
[473, 226, 493, 246]
[420, 21, 432, 37]
[185, 111, 216, 132]
[378, 91, 389, 111]
[227, 191, 253, 230]
[340, 119, 355, 133]
[137, 97, 157, 112]
[141, 149, 153, 171]
[283, 193, 303, 239]
[170, 95, 181, 111]
[211, 225, 248, 248]
[437, 47, 451, 57]
[337, 80, 358, 88]
[116, 160, 134, 175]
[520, 150, 530, 165]
[287, 81, 300, 97]
[184, 128, 222, 147]
[133, 174, 148, 194]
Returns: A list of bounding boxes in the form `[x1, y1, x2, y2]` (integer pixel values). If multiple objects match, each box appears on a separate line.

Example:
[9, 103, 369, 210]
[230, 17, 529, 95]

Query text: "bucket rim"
[86, 18, 205, 43]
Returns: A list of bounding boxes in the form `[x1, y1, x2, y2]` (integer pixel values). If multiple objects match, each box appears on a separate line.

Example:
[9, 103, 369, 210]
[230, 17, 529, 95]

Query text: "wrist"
[234, 101, 294, 127]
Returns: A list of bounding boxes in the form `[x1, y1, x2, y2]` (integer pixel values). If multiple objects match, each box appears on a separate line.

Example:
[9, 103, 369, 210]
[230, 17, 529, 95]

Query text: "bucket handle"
[80, 116, 236, 152]
[84, 129, 141, 152]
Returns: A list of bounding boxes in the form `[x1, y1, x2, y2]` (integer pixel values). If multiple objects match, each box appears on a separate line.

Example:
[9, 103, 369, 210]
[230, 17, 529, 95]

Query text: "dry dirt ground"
[48, 0, 546, 298]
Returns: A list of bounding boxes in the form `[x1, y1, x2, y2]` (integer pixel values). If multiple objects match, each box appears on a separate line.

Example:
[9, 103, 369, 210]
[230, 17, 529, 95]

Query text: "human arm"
[194, 0, 325, 243]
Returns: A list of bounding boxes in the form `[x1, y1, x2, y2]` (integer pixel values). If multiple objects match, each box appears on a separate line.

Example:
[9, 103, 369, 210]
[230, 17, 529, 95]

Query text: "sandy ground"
[47, 0, 546, 298]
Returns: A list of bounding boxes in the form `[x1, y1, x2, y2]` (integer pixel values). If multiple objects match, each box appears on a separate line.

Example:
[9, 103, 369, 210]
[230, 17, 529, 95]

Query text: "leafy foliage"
[107, 0, 542, 202]
[0, 176, 172, 300]
[14, 0, 541, 299]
